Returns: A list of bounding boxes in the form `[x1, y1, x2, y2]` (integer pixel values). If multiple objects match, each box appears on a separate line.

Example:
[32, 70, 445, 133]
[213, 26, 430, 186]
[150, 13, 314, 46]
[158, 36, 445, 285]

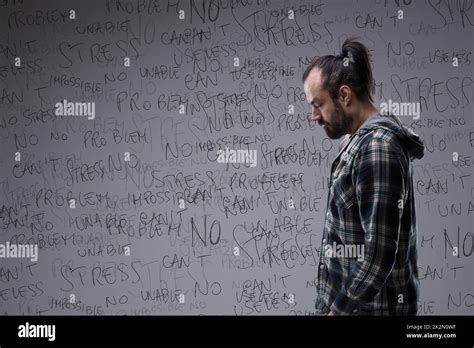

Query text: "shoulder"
[356, 128, 405, 156]
[354, 129, 409, 175]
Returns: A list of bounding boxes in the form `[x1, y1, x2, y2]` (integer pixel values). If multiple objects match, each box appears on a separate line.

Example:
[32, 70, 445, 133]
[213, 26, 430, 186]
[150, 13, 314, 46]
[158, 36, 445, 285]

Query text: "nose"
[311, 107, 322, 123]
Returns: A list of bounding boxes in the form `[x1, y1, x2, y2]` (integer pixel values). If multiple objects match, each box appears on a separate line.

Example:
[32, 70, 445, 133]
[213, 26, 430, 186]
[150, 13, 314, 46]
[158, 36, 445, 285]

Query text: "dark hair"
[302, 37, 374, 104]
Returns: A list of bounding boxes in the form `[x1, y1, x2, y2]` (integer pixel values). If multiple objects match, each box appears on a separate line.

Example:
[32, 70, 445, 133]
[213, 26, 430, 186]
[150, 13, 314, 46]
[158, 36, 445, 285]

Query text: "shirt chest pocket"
[331, 164, 356, 210]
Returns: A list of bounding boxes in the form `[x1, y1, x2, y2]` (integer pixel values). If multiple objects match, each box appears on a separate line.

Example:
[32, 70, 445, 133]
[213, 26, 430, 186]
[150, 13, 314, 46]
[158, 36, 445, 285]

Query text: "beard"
[323, 99, 353, 139]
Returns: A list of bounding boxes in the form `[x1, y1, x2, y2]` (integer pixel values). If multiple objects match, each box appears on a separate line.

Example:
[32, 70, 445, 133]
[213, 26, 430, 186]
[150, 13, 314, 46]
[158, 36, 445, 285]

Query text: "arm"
[330, 138, 407, 315]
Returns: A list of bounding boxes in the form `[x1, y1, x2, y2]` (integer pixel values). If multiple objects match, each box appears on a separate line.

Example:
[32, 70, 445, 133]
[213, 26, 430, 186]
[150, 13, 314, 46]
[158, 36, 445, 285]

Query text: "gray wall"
[0, 0, 472, 315]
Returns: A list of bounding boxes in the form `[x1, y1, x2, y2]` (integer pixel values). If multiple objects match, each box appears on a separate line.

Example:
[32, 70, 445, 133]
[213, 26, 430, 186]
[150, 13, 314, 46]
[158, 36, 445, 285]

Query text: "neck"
[349, 103, 379, 135]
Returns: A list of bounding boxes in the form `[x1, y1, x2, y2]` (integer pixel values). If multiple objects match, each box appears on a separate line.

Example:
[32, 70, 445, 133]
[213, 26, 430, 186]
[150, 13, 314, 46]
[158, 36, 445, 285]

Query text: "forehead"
[304, 68, 327, 103]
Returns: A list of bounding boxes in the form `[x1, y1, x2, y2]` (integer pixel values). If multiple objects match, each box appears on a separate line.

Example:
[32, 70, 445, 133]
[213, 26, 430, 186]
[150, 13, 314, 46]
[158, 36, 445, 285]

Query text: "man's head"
[302, 38, 376, 139]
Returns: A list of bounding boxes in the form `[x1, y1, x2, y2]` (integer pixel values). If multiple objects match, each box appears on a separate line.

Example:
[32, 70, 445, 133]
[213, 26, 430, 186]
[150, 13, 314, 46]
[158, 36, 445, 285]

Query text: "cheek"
[327, 104, 339, 118]
[322, 107, 333, 119]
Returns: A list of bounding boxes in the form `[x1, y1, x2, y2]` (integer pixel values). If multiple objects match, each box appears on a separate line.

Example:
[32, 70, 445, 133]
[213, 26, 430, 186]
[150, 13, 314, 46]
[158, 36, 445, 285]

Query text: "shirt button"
[326, 212, 330, 218]
[322, 238, 326, 243]
[353, 308, 358, 314]
[319, 264, 325, 270]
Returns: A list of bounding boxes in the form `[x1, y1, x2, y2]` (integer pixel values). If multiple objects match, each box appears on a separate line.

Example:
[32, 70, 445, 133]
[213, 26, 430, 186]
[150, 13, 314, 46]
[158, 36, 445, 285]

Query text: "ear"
[338, 85, 352, 106]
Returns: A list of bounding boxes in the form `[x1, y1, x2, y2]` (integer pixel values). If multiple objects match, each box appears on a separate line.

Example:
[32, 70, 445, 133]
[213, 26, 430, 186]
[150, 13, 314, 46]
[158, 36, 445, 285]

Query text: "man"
[302, 38, 425, 315]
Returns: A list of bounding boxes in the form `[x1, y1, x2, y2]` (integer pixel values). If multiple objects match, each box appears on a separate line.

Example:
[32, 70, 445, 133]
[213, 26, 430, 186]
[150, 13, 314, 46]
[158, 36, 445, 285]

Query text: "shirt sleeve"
[330, 138, 407, 315]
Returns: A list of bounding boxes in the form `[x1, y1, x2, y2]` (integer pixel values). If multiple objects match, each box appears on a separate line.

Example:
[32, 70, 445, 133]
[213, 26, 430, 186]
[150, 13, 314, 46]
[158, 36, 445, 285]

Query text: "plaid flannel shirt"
[315, 114, 425, 315]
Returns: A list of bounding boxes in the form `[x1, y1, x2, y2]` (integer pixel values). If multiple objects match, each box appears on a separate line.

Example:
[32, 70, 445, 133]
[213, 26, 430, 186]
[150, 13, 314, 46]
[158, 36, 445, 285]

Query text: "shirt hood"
[354, 113, 425, 161]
